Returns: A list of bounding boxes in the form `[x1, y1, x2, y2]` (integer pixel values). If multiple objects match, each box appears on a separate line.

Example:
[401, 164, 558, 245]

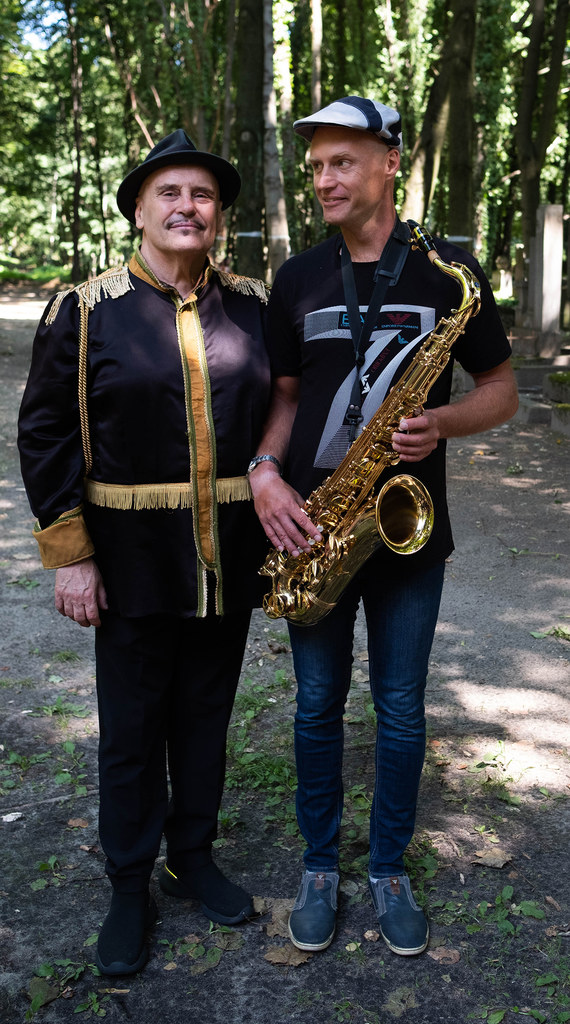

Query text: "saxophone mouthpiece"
[408, 220, 438, 262]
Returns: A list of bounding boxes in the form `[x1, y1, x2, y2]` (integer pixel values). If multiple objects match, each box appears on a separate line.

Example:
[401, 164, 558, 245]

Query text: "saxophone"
[261, 222, 481, 625]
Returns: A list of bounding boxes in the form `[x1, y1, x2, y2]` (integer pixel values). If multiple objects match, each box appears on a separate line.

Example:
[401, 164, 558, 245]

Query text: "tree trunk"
[402, 0, 479, 234]
[311, 0, 322, 112]
[221, 0, 237, 163]
[262, 0, 290, 281]
[63, 0, 83, 282]
[92, 123, 110, 271]
[402, 71, 450, 225]
[447, 0, 476, 250]
[515, 0, 569, 251]
[233, 0, 264, 277]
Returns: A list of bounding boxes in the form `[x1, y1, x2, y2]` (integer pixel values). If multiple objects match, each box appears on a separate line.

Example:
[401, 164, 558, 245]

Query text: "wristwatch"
[246, 454, 282, 475]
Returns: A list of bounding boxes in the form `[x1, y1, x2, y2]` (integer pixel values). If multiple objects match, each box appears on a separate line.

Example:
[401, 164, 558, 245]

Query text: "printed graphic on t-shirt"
[303, 303, 435, 469]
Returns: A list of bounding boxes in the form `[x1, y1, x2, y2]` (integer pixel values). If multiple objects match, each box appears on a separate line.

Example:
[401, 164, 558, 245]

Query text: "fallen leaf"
[79, 844, 99, 853]
[381, 985, 418, 1018]
[27, 977, 59, 1009]
[345, 941, 360, 952]
[546, 895, 561, 911]
[99, 989, 130, 994]
[164, 961, 177, 971]
[214, 931, 244, 951]
[262, 898, 294, 939]
[60, 986, 74, 999]
[364, 929, 380, 942]
[427, 947, 461, 964]
[339, 879, 359, 896]
[267, 640, 290, 654]
[68, 818, 89, 828]
[473, 848, 512, 868]
[264, 943, 312, 966]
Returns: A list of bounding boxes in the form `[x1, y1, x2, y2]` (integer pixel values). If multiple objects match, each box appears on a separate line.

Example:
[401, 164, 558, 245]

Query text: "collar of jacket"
[128, 247, 212, 302]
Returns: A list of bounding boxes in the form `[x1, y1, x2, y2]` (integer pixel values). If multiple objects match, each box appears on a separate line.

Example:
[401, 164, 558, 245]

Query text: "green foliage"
[1, 0, 569, 274]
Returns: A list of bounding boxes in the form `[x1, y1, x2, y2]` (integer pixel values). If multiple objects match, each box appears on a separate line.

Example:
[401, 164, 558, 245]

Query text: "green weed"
[51, 649, 81, 663]
[35, 694, 89, 719]
[26, 959, 94, 1020]
[30, 855, 65, 891]
[0, 676, 34, 688]
[466, 884, 545, 937]
[74, 990, 110, 1017]
[53, 740, 88, 795]
[7, 576, 40, 590]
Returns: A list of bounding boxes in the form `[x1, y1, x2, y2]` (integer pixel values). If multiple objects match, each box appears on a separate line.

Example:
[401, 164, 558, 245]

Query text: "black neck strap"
[341, 217, 410, 441]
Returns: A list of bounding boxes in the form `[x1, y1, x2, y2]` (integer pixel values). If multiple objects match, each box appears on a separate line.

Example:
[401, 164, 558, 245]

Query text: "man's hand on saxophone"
[391, 408, 441, 462]
[249, 464, 320, 557]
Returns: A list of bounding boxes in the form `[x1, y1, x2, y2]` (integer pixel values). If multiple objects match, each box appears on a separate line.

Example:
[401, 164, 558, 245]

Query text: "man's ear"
[134, 196, 144, 230]
[385, 148, 401, 179]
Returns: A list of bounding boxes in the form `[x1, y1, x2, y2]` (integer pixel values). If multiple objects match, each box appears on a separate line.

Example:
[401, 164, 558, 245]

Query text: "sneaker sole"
[95, 945, 149, 976]
[379, 923, 429, 956]
[288, 920, 335, 952]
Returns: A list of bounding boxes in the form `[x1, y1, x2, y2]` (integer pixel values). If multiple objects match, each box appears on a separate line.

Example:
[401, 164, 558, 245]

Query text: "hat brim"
[116, 151, 241, 223]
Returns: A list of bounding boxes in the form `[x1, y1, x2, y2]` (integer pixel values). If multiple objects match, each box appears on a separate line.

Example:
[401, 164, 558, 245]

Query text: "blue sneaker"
[288, 870, 339, 951]
[369, 873, 428, 956]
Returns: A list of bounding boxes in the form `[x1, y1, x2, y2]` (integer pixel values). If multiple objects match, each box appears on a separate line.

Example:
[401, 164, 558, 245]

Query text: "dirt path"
[0, 290, 568, 1024]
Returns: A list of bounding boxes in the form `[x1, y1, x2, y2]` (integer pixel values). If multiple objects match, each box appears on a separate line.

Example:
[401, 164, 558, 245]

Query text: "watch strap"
[247, 454, 282, 475]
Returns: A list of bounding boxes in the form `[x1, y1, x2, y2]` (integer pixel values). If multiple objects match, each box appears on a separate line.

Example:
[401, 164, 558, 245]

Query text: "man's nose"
[177, 190, 198, 213]
[316, 165, 336, 190]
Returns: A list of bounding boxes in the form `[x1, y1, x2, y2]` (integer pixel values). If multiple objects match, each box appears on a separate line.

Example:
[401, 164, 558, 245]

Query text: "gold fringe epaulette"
[215, 267, 270, 304]
[45, 266, 134, 325]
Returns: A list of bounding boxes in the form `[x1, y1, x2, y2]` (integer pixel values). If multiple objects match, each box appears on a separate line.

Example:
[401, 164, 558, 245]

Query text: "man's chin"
[321, 204, 346, 225]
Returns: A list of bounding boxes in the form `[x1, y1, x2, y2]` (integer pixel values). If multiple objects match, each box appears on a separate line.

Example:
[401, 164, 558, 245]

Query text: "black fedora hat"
[116, 129, 241, 223]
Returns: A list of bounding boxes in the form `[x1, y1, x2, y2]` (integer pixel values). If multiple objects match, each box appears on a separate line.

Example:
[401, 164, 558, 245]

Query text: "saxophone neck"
[407, 219, 481, 317]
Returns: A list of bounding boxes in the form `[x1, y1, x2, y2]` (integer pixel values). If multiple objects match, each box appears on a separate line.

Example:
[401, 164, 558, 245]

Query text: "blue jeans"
[288, 560, 445, 877]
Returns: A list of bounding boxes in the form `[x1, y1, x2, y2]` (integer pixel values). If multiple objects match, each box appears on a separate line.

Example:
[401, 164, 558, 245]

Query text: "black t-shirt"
[266, 231, 512, 574]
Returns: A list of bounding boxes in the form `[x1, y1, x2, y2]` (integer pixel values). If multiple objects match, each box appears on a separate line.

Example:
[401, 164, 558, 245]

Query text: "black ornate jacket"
[18, 251, 271, 618]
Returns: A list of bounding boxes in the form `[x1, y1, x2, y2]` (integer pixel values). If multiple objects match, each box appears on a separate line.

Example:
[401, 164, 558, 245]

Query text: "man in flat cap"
[249, 97, 518, 955]
[18, 130, 271, 974]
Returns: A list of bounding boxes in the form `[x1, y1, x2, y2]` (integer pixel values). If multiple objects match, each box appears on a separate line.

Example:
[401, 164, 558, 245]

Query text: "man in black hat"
[249, 97, 518, 956]
[18, 130, 271, 975]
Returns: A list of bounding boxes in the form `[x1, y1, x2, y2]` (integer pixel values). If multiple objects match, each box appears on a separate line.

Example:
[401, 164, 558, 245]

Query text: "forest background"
[0, 0, 569, 288]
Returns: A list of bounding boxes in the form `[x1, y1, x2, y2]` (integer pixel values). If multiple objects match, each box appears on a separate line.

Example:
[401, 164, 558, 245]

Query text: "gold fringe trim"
[85, 476, 252, 510]
[215, 268, 269, 304]
[45, 266, 134, 325]
[45, 286, 76, 325]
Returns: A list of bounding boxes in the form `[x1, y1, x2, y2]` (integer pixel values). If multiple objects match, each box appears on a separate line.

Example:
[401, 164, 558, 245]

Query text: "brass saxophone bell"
[375, 474, 434, 554]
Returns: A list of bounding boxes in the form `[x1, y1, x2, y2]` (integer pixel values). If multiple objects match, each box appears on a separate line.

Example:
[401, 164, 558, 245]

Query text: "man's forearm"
[253, 375, 300, 464]
[433, 359, 519, 440]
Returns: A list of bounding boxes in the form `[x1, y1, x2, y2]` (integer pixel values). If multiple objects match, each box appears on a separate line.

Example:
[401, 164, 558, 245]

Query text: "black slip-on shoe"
[159, 862, 253, 925]
[95, 893, 158, 976]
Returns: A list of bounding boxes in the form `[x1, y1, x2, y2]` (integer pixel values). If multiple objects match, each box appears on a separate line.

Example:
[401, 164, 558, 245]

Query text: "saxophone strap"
[341, 217, 411, 442]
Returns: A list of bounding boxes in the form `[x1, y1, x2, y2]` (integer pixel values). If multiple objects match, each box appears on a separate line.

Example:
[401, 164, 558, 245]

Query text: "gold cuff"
[33, 508, 95, 569]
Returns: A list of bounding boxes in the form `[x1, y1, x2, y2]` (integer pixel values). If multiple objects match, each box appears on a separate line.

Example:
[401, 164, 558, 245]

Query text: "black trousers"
[94, 609, 252, 893]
